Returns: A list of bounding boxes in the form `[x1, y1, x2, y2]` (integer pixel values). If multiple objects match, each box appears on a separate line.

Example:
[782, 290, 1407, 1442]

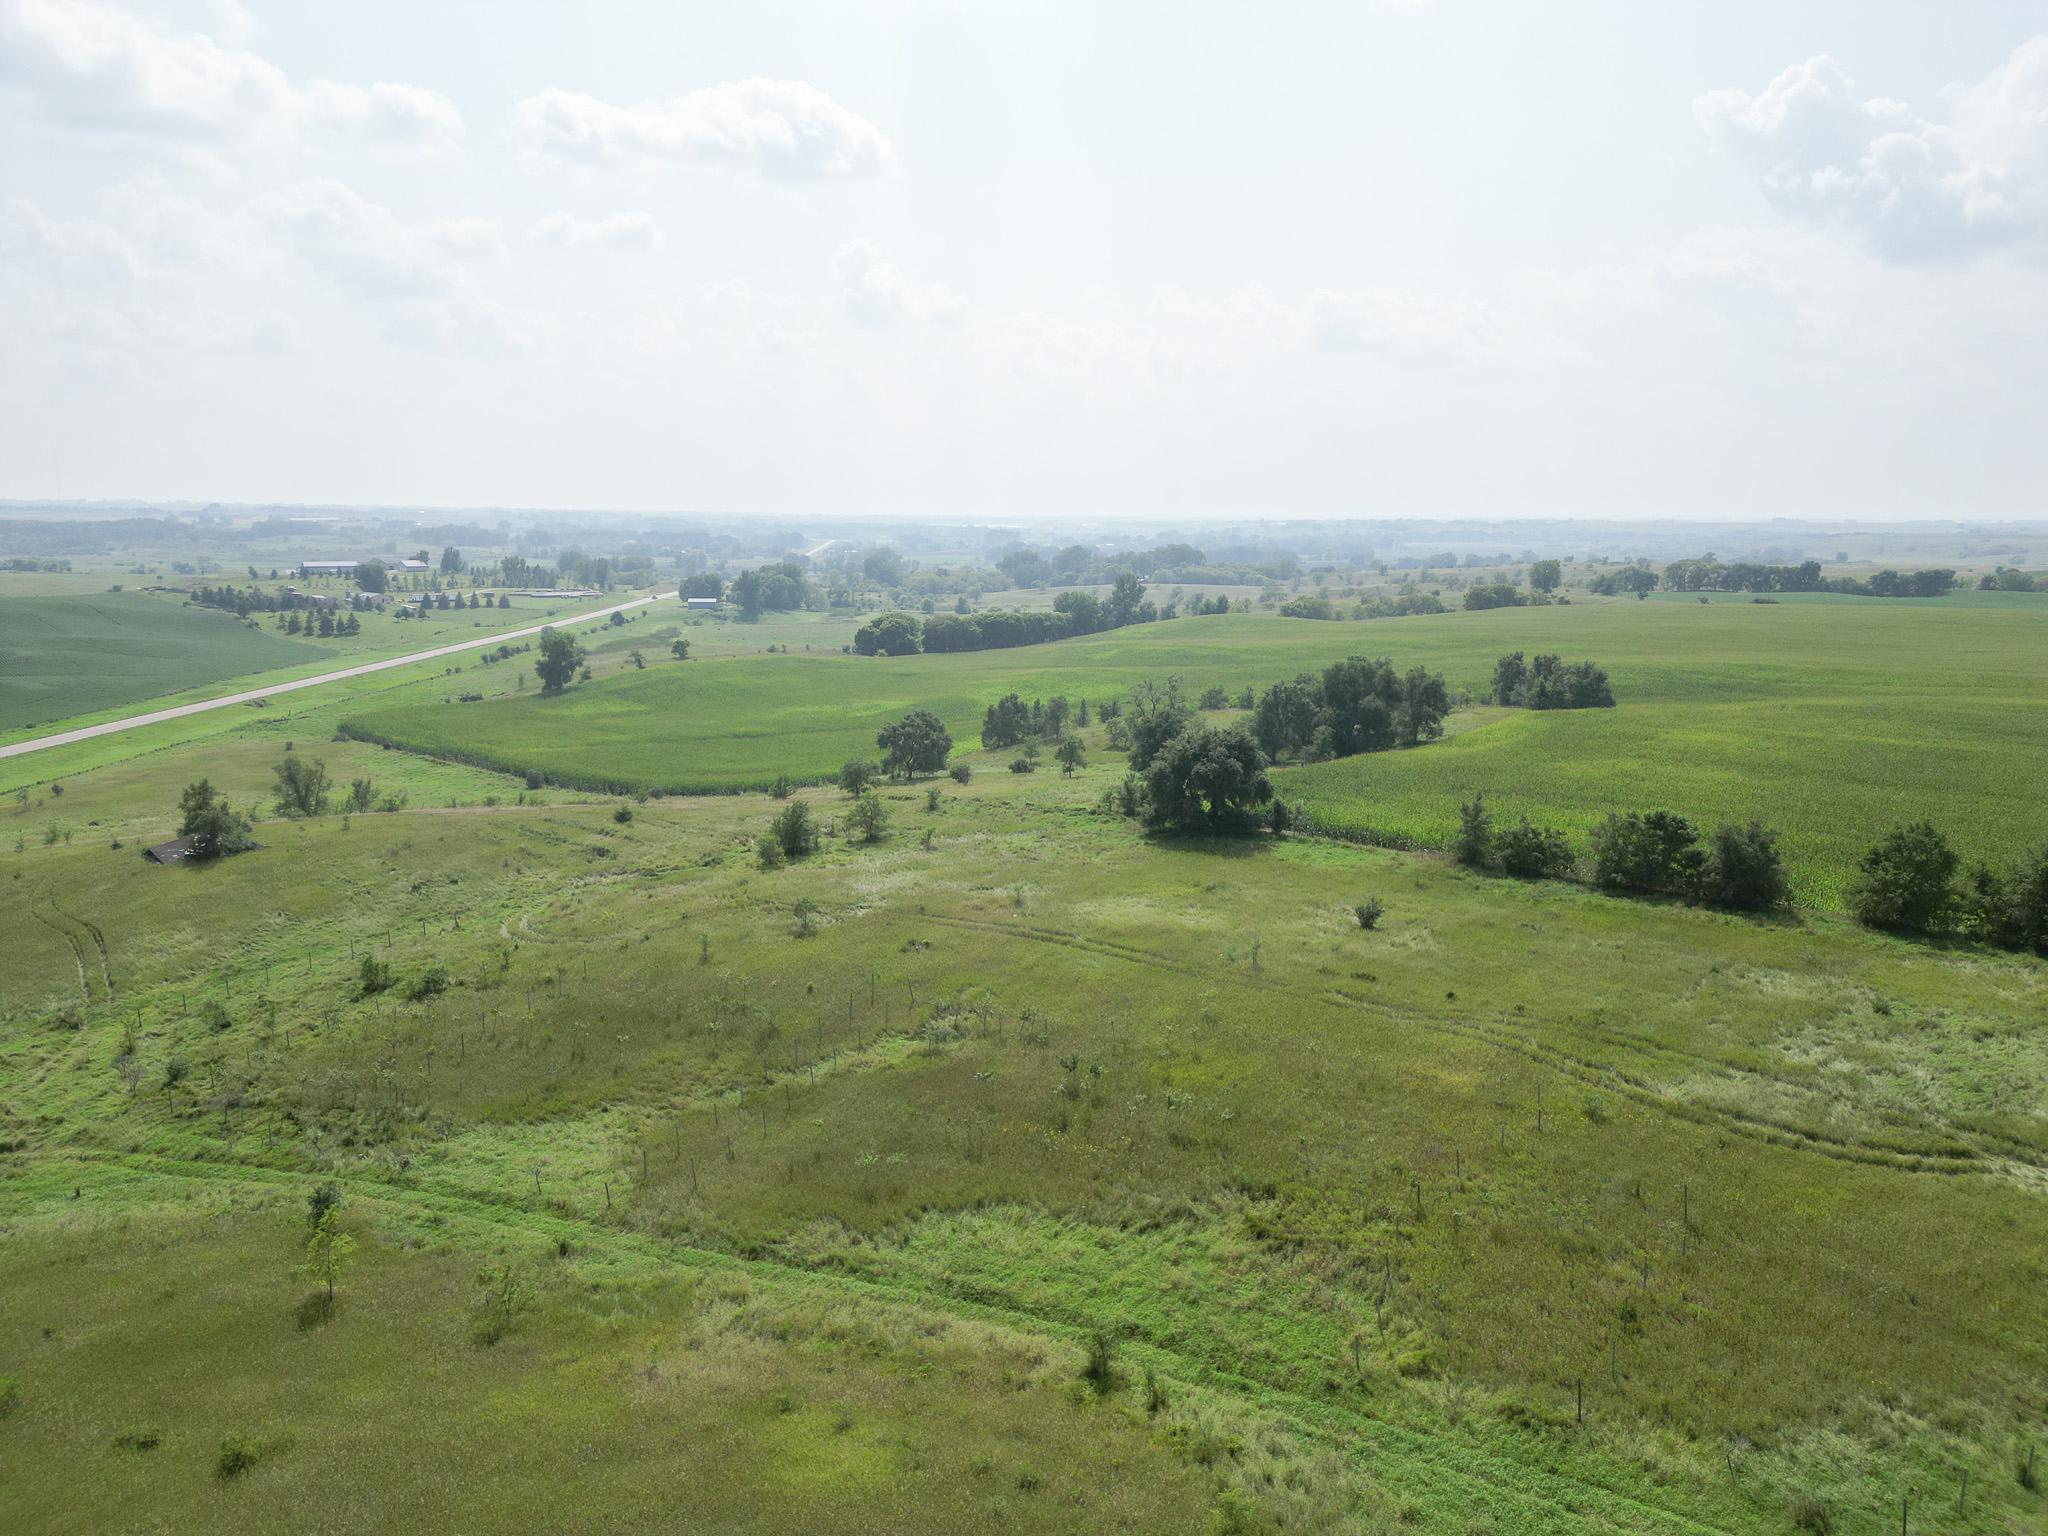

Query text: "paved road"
[0, 591, 677, 763]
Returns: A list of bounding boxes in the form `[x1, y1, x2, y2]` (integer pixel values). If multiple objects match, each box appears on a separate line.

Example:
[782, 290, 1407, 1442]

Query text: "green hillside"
[342, 600, 2048, 904]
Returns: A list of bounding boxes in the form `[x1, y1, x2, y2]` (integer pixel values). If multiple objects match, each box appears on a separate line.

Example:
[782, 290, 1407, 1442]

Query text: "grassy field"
[341, 599, 2048, 905]
[0, 593, 325, 731]
[2, 748, 2042, 1533]
[2, 575, 2044, 1533]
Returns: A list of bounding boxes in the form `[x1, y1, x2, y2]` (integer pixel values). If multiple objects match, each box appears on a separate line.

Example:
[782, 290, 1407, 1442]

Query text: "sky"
[3, 0, 2047, 522]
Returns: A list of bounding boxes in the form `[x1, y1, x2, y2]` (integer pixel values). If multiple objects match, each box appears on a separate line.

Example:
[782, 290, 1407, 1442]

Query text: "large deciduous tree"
[177, 779, 254, 859]
[877, 709, 953, 779]
[1142, 724, 1273, 833]
[534, 627, 585, 693]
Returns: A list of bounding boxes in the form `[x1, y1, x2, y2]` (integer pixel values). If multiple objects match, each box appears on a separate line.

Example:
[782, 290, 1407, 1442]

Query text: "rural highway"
[0, 590, 677, 763]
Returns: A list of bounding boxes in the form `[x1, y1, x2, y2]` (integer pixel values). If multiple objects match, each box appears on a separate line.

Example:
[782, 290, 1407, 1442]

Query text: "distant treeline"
[189, 584, 385, 618]
[1589, 557, 1959, 598]
[2, 556, 71, 572]
[993, 540, 1299, 589]
[1978, 566, 2041, 591]
[853, 576, 1233, 656]
[1281, 589, 1447, 621]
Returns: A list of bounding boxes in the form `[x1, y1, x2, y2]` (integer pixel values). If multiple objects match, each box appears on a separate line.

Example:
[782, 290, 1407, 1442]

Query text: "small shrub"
[471, 1265, 525, 1346]
[1081, 1328, 1118, 1394]
[215, 1435, 259, 1480]
[612, 805, 633, 824]
[1785, 1492, 1832, 1534]
[1354, 899, 1384, 930]
[1009, 757, 1036, 774]
[1496, 819, 1575, 879]
[757, 837, 787, 870]
[770, 774, 793, 800]
[201, 999, 232, 1033]
[791, 898, 819, 938]
[1199, 686, 1229, 709]
[769, 800, 818, 858]
[357, 955, 393, 997]
[405, 965, 450, 1002]
[1453, 795, 1494, 868]
[524, 769, 545, 790]
[949, 763, 972, 784]
[925, 787, 941, 812]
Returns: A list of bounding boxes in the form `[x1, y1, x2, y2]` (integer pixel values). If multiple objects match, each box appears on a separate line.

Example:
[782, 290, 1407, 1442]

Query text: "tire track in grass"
[25, 890, 94, 1006]
[925, 910, 2023, 1176]
[18, 1147, 1737, 1536]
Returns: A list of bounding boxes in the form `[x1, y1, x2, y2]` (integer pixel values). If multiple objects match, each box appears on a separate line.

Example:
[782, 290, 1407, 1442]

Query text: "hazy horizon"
[5, 1, 2048, 521]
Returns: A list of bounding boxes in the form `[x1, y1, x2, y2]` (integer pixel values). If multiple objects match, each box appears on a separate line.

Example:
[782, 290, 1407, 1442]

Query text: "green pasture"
[342, 600, 2048, 905]
[2, 768, 2042, 1532]
[0, 593, 324, 732]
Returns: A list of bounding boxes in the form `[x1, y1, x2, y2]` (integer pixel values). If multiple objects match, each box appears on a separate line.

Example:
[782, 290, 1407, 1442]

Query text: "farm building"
[686, 596, 720, 610]
[142, 837, 196, 863]
[299, 559, 358, 576]
[397, 559, 431, 572]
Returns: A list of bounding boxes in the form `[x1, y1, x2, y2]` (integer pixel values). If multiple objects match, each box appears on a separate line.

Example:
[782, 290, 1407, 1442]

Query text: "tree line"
[1450, 799, 1793, 912]
[1590, 557, 1959, 599]
[853, 574, 1231, 657]
[1849, 823, 2046, 953]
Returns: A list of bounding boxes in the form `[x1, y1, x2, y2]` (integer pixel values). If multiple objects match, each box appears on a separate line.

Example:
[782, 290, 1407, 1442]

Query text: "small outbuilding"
[143, 836, 197, 864]
[685, 596, 720, 610]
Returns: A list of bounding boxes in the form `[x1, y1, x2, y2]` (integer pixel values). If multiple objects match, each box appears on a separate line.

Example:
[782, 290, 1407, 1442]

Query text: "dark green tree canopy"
[877, 709, 953, 779]
[981, 693, 1033, 750]
[1142, 723, 1273, 833]
[1852, 822, 1958, 933]
[535, 628, 586, 693]
[854, 612, 923, 656]
[679, 572, 724, 600]
[177, 779, 253, 860]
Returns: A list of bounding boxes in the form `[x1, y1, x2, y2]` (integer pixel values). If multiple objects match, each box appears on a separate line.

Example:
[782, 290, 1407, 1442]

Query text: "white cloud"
[513, 78, 894, 181]
[831, 240, 962, 327]
[0, 0, 462, 150]
[1303, 287, 1492, 358]
[525, 210, 665, 252]
[1697, 38, 2048, 261]
[1, 194, 290, 353]
[255, 178, 515, 351]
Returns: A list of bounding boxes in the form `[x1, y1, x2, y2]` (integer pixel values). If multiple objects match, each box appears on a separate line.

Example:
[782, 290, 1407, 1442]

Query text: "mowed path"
[0, 591, 676, 761]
